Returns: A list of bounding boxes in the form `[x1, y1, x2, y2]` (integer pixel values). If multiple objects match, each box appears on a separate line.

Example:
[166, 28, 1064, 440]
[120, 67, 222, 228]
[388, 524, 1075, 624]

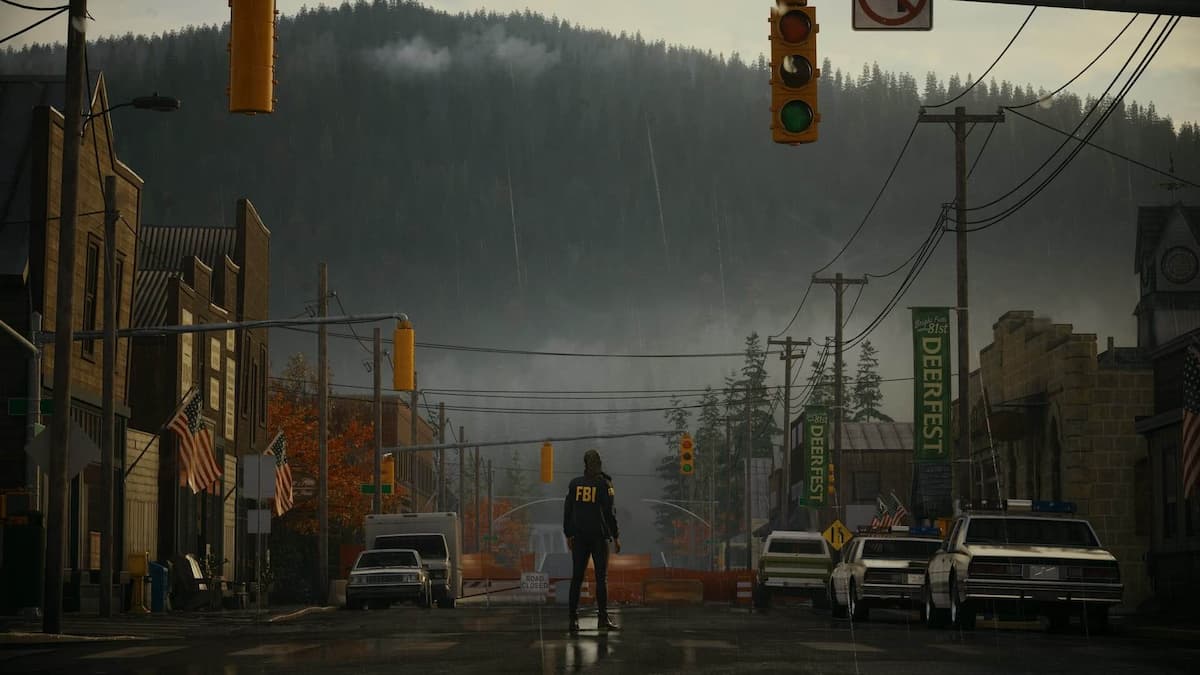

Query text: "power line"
[0, 4, 64, 44]
[1, 1, 67, 9]
[1007, 13, 1139, 110]
[924, 7, 1037, 109]
[962, 16, 1178, 233]
[967, 122, 998, 181]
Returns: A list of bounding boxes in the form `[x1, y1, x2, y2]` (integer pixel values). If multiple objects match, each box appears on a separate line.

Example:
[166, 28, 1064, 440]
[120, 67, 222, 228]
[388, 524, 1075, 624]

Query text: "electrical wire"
[1004, 106, 1199, 188]
[332, 293, 374, 358]
[962, 16, 1178, 233]
[961, 15, 1164, 217]
[1007, 13, 1139, 110]
[1, 1, 67, 9]
[967, 123, 998, 181]
[924, 7, 1037, 109]
[0, 4, 64, 44]
[842, 284, 866, 330]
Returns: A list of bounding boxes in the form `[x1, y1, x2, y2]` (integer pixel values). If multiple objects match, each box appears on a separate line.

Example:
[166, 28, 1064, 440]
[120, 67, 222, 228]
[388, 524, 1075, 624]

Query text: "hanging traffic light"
[540, 442, 554, 483]
[770, 1, 820, 144]
[679, 432, 695, 476]
[392, 318, 415, 391]
[228, 0, 279, 114]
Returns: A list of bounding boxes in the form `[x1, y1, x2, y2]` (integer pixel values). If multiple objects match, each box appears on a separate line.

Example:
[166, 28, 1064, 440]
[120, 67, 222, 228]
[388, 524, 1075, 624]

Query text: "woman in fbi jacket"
[563, 449, 621, 632]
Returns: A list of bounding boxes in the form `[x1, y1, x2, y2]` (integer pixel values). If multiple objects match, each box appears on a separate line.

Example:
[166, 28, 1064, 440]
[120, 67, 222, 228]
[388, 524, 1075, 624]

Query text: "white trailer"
[364, 512, 463, 608]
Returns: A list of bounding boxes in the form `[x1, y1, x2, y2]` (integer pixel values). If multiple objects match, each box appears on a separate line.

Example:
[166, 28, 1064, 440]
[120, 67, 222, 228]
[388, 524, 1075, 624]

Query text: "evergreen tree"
[851, 340, 893, 422]
[654, 397, 691, 551]
[805, 355, 832, 408]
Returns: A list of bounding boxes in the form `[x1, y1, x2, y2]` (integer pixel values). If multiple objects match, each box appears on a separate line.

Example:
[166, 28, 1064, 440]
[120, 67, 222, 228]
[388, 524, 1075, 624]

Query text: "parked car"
[346, 548, 432, 610]
[923, 500, 1122, 632]
[829, 526, 943, 621]
[365, 512, 462, 608]
[755, 530, 833, 609]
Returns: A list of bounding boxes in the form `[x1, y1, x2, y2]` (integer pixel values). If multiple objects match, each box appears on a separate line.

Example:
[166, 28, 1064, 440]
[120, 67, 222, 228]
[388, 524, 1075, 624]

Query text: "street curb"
[0, 632, 145, 647]
[268, 606, 336, 623]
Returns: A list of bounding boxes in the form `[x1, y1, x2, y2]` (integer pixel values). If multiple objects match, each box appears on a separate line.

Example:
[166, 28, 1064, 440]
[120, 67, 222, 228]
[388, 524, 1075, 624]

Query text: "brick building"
[127, 201, 271, 581]
[332, 392, 442, 512]
[0, 73, 142, 610]
[961, 311, 1154, 608]
[1130, 202, 1200, 612]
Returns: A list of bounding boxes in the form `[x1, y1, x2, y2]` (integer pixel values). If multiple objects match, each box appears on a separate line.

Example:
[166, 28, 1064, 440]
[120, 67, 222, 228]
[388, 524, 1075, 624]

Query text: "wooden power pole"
[813, 273, 867, 505]
[766, 336, 811, 530]
[437, 402, 445, 511]
[373, 328, 382, 515]
[318, 263, 329, 600]
[918, 106, 1005, 507]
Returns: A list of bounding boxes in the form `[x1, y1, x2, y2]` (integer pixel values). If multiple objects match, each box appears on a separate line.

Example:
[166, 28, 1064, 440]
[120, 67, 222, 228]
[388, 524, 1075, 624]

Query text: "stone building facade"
[963, 311, 1154, 608]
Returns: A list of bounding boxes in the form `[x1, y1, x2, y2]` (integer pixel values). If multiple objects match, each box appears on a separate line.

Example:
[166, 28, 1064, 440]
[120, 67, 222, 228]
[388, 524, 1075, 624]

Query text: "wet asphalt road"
[1, 604, 1195, 674]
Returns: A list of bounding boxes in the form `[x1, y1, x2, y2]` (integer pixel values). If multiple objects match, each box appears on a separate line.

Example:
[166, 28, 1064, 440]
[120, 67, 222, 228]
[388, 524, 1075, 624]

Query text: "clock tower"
[1134, 203, 1200, 349]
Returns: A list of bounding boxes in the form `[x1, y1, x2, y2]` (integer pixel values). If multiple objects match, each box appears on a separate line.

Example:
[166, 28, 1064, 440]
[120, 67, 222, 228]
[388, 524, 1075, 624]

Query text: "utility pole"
[437, 402, 445, 511]
[99, 175, 118, 618]
[317, 263, 329, 602]
[458, 427, 465, 515]
[27, 312, 42, 505]
[474, 446, 481, 553]
[45, 0, 88, 635]
[767, 336, 811, 530]
[918, 106, 1005, 506]
[724, 416, 731, 571]
[813, 273, 867, 507]
[744, 384, 752, 570]
[373, 328, 382, 515]
[487, 460, 494, 554]
[409, 372, 419, 512]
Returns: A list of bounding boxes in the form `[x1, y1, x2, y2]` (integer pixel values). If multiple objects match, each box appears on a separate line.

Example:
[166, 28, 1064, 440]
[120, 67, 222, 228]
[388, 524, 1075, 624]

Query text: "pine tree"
[655, 397, 691, 552]
[852, 340, 893, 423]
[805, 357, 832, 408]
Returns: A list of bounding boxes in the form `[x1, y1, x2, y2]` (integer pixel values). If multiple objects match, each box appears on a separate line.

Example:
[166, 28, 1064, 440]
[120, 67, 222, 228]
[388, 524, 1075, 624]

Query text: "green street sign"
[7, 398, 54, 416]
[360, 484, 393, 494]
[482, 534, 499, 542]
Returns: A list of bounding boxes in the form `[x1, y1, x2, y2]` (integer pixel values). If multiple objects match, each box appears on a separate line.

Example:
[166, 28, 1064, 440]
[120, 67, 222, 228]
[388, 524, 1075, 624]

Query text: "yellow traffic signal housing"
[381, 453, 395, 491]
[770, 1, 820, 144]
[540, 442, 554, 483]
[392, 318, 415, 391]
[827, 462, 836, 495]
[228, 0, 279, 114]
[679, 432, 695, 476]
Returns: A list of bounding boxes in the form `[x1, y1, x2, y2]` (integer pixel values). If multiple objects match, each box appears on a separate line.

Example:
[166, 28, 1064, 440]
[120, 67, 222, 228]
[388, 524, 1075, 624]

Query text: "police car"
[923, 500, 1122, 632]
[829, 526, 943, 621]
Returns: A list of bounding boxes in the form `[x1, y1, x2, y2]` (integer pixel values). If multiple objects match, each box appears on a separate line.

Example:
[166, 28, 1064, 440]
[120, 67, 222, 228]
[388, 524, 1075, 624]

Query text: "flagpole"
[124, 386, 196, 480]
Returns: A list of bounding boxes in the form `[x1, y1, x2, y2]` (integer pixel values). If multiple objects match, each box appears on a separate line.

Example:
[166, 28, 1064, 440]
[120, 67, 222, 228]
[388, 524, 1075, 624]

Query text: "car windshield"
[356, 551, 418, 569]
[768, 539, 825, 555]
[964, 518, 1099, 547]
[373, 534, 447, 559]
[861, 539, 941, 560]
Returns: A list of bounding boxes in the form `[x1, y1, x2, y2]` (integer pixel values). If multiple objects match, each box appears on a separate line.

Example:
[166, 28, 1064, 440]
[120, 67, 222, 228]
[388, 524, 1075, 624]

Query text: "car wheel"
[949, 576, 975, 630]
[830, 582, 847, 619]
[849, 581, 869, 622]
[924, 580, 947, 628]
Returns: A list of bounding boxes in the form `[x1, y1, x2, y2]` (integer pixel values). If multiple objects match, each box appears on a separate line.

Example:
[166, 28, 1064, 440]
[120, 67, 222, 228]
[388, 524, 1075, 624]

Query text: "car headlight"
[348, 576, 361, 586]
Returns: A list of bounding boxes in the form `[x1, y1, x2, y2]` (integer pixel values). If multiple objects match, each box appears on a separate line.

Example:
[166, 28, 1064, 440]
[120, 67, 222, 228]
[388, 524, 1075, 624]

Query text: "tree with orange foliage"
[461, 497, 531, 567]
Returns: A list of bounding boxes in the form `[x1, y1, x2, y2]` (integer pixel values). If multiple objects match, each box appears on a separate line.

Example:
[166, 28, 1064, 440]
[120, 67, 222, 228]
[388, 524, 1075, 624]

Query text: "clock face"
[1161, 246, 1199, 285]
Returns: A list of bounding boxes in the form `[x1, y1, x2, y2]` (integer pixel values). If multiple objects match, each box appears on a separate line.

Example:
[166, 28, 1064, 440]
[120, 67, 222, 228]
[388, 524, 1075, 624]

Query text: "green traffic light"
[780, 101, 814, 133]
[682, 464, 693, 473]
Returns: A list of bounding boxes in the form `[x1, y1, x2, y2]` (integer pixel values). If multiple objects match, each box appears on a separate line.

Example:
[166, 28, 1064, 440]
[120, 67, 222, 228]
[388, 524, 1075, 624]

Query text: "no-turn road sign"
[853, 0, 933, 31]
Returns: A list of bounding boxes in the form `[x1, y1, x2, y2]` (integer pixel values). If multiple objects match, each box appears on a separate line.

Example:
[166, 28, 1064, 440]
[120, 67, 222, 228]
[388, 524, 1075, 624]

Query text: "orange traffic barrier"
[643, 578, 705, 606]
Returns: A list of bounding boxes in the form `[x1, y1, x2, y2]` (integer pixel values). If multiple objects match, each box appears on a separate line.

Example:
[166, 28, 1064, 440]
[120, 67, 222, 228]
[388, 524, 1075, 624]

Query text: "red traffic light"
[779, 10, 813, 43]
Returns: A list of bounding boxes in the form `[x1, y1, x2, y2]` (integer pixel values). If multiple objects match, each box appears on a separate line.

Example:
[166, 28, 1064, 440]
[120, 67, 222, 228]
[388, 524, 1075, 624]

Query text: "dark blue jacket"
[563, 473, 619, 540]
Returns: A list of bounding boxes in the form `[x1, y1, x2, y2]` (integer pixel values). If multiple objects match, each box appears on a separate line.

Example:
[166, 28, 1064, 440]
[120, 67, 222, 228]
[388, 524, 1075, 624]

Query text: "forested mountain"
[4, 0, 1198, 379]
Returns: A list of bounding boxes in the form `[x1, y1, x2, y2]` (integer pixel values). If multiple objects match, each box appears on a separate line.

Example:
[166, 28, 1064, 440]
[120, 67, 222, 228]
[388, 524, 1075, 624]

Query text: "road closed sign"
[521, 572, 549, 593]
[853, 0, 933, 31]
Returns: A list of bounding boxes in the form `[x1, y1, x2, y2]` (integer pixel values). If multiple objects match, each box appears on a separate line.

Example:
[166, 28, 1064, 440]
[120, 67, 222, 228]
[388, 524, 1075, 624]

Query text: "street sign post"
[823, 519, 854, 551]
[521, 572, 549, 593]
[853, 0, 933, 30]
[360, 483, 393, 494]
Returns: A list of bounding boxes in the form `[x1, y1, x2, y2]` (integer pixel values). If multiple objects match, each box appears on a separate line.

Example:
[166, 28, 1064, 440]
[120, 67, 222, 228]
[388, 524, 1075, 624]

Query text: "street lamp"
[94, 93, 179, 619]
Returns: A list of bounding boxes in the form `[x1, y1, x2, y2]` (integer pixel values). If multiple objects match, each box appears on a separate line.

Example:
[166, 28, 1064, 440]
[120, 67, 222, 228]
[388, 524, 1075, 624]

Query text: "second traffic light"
[381, 453, 395, 494]
[679, 432, 695, 476]
[770, 1, 820, 144]
[540, 442, 554, 483]
[392, 318, 415, 391]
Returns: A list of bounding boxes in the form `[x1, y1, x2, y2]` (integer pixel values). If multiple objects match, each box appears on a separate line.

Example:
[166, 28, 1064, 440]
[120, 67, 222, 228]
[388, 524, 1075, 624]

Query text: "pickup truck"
[755, 530, 833, 609]
[923, 500, 1122, 632]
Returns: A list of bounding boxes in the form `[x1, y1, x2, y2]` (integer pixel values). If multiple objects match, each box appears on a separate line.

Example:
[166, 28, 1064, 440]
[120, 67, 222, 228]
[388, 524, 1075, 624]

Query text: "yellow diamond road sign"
[823, 519, 853, 551]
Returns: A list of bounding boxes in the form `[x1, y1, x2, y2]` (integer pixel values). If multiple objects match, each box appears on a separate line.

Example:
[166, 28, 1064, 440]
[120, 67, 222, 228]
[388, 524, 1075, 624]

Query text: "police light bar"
[907, 526, 943, 537]
[1031, 500, 1077, 514]
[962, 498, 1077, 514]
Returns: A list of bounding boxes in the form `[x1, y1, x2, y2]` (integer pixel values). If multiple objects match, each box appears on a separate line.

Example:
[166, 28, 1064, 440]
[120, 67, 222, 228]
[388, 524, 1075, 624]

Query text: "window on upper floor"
[81, 239, 100, 359]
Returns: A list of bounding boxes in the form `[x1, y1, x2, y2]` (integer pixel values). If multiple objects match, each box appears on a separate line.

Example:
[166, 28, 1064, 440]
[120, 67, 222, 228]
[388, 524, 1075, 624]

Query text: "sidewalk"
[0, 605, 333, 646]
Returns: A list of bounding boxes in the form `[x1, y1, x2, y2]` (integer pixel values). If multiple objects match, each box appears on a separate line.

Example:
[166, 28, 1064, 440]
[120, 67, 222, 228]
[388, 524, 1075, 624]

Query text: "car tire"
[849, 581, 869, 622]
[924, 580, 947, 628]
[949, 576, 975, 631]
[830, 582, 847, 619]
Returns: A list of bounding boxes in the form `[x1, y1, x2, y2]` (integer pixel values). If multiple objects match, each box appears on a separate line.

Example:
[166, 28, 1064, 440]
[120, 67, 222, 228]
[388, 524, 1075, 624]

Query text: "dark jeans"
[568, 537, 609, 619]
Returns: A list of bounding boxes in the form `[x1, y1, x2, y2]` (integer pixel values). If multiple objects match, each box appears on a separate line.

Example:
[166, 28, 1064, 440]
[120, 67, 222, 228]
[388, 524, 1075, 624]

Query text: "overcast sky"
[2, 1, 1198, 125]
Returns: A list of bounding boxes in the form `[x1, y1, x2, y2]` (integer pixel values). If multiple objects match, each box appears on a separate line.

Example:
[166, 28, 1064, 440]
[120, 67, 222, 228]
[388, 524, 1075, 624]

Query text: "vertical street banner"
[911, 307, 953, 518]
[803, 405, 830, 507]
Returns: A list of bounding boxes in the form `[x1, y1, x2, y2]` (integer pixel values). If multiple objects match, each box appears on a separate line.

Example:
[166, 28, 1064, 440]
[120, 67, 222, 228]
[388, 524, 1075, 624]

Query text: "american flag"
[891, 492, 909, 526]
[168, 389, 221, 494]
[266, 431, 293, 516]
[1183, 345, 1200, 498]
[875, 495, 893, 528]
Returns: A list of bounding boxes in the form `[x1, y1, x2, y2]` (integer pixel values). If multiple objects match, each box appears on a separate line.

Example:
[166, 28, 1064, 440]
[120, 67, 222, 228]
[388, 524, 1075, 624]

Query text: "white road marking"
[796, 641, 883, 653]
[83, 645, 185, 659]
[229, 643, 319, 657]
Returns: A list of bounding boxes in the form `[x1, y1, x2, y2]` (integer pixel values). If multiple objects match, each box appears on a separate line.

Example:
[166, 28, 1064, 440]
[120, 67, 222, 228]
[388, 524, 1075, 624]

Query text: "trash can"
[149, 562, 168, 612]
